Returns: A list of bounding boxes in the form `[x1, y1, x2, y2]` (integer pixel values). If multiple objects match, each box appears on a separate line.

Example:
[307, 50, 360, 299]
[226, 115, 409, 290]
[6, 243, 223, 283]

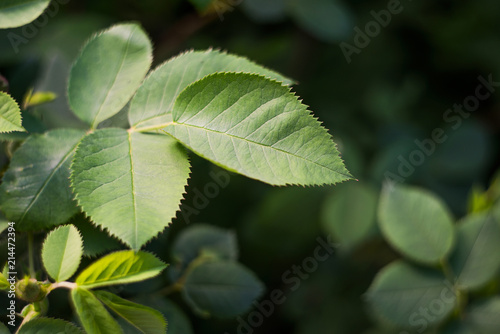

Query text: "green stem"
[27, 232, 35, 278]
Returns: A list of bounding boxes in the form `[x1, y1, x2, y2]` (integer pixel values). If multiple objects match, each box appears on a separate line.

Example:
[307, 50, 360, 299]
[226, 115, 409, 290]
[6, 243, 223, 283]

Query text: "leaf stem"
[50, 281, 77, 290]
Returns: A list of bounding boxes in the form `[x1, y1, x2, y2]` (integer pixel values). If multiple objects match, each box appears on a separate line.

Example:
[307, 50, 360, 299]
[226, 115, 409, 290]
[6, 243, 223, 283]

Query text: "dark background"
[1, 0, 499, 333]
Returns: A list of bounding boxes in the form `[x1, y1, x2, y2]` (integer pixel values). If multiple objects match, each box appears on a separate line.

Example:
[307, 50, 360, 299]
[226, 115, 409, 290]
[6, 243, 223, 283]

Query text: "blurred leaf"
[94, 290, 166, 334]
[42, 225, 83, 282]
[182, 261, 264, 317]
[136, 297, 193, 334]
[17, 317, 84, 334]
[71, 215, 123, 257]
[165, 73, 352, 186]
[242, 0, 286, 23]
[0, 129, 86, 230]
[71, 129, 191, 250]
[0, 0, 50, 29]
[0, 91, 25, 133]
[0, 322, 8, 334]
[171, 224, 238, 279]
[128, 49, 293, 132]
[443, 297, 500, 334]
[68, 23, 152, 128]
[287, 0, 352, 42]
[449, 212, 500, 290]
[76, 250, 167, 289]
[321, 182, 378, 249]
[71, 288, 123, 334]
[366, 260, 456, 328]
[378, 184, 455, 264]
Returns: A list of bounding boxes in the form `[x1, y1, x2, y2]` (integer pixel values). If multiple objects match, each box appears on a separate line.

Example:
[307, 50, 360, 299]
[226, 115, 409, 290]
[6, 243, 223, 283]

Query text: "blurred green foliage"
[1, 0, 499, 333]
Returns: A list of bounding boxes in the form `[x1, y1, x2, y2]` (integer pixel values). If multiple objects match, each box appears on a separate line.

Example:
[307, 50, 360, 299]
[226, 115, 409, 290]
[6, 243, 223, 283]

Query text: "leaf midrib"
[170, 122, 351, 178]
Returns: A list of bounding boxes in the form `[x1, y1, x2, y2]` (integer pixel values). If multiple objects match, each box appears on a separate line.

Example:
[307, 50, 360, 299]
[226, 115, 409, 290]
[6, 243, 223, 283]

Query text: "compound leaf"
[182, 261, 264, 318]
[129, 49, 293, 132]
[68, 23, 152, 128]
[0, 91, 25, 133]
[71, 128, 190, 249]
[94, 290, 166, 334]
[165, 73, 351, 186]
[0, 129, 86, 230]
[0, 0, 50, 29]
[42, 225, 83, 282]
[75, 250, 167, 289]
[71, 288, 123, 334]
[378, 184, 455, 264]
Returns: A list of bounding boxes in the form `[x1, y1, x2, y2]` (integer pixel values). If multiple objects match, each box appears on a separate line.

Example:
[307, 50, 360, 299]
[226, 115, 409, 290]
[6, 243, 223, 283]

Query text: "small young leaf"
[182, 261, 264, 317]
[71, 288, 123, 334]
[165, 73, 351, 186]
[0, 91, 25, 133]
[68, 23, 152, 128]
[128, 49, 293, 132]
[17, 317, 84, 334]
[321, 182, 378, 249]
[24, 91, 57, 108]
[94, 290, 167, 334]
[366, 260, 456, 328]
[378, 184, 455, 264]
[0, 272, 8, 290]
[0, 129, 86, 230]
[0, 0, 51, 29]
[71, 128, 191, 249]
[75, 250, 167, 289]
[42, 225, 83, 282]
[449, 212, 500, 290]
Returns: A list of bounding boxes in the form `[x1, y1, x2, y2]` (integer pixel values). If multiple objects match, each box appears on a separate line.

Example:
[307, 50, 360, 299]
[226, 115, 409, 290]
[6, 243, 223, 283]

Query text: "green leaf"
[165, 73, 351, 186]
[0, 272, 8, 290]
[443, 297, 500, 334]
[17, 317, 84, 334]
[42, 225, 83, 282]
[68, 23, 152, 128]
[378, 184, 455, 264]
[71, 128, 190, 249]
[171, 223, 238, 274]
[449, 212, 500, 290]
[0, 0, 50, 29]
[71, 214, 123, 257]
[321, 182, 378, 249]
[182, 261, 264, 317]
[128, 49, 293, 132]
[0, 129, 86, 230]
[94, 290, 166, 334]
[24, 91, 57, 108]
[71, 288, 123, 334]
[0, 322, 9, 334]
[0, 91, 25, 133]
[366, 260, 456, 328]
[287, 0, 352, 43]
[129, 297, 193, 334]
[75, 250, 167, 289]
